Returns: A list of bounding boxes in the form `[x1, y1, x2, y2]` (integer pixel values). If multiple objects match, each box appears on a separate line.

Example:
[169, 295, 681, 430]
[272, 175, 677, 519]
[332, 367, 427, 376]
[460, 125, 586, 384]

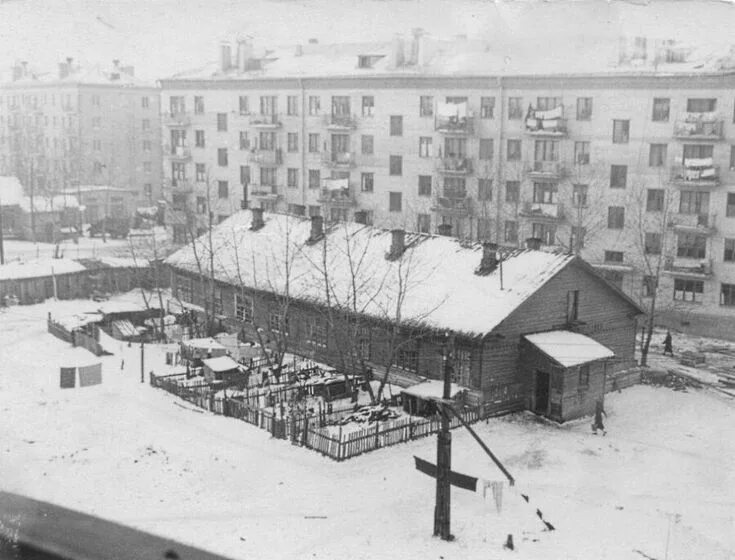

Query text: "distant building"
[165, 210, 643, 422]
[0, 59, 162, 218]
[158, 33, 735, 337]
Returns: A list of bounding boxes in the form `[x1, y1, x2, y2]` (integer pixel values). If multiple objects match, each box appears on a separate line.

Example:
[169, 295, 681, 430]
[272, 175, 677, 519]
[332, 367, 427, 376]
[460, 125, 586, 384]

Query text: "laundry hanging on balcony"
[681, 156, 716, 181]
[525, 105, 564, 133]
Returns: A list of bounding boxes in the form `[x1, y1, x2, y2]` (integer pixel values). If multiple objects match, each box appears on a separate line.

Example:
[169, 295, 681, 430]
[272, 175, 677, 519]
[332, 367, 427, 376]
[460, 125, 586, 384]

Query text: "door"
[535, 370, 550, 415]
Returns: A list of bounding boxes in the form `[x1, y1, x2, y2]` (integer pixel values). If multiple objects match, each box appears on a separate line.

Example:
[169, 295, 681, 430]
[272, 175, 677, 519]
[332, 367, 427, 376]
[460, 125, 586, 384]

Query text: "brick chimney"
[309, 215, 324, 242]
[237, 38, 253, 72]
[476, 242, 499, 275]
[250, 207, 264, 230]
[387, 229, 405, 260]
[526, 237, 542, 250]
[220, 42, 232, 72]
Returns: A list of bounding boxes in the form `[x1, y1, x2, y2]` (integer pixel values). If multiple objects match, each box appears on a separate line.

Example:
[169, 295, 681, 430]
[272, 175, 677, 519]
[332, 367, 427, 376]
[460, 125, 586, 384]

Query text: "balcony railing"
[170, 178, 193, 193]
[249, 114, 282, 128]
[165, 145, 191, 160]
[667, 213, 717, 234]
[163, 112, 191, 127]
[323, 114, 358, 129]
[525, 106, 567, 136]
[673, 114, 724, 140]
[435, 101, 474, 134]
[527, 160, 564, 179]
[318, 182, 355, 207]
[519, 201, 565, 220]
[247, 148, 283, 165]
[663, 257, 714, 278]
[435, 157, 473, 175]
[670, 163, 720, 188]
[432, 195, 472, 216]
[249, 184, 281, 199]
[322, 152, 355, 168]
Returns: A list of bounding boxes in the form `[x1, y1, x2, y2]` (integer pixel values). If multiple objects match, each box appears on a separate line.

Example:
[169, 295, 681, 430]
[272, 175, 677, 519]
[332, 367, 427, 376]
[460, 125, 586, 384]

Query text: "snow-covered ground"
[2, 294, 734, 559]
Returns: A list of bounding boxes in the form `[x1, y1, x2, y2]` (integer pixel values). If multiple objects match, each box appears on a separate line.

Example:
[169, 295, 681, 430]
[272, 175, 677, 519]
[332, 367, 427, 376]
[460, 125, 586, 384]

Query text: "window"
[418, 175, 432, 197]
[240, 165, 250, 185]
[571, 226, 586, 250]
[610, 165, 627, 189]
[534, 139, 558, 162]
[419, 95, 433, 117]
[308, 133, 320, 153]
[218, 180, 229, 199]
[642, 275, 657, 297]
[478, 179, 492, 201]
[287, 168, 298, 188]
[260, 167, 276, 187]
[605, 250, 624, 263]
[142, 140, 151, 152]
[574, 141, 590, 165]
[730, 146, 735, 170]
[217, 148, 228, 166]
[307, 319, 327, 348]
[259, 96, 277, 116]
[419, 136, 432, 158]
[578, 364, 590, 389]
[194, 96, 204, 114]
[532, 223, 556, 245]
[389, 155, 402, 176]
[217, 113, 227, 131]
[572, 184, 588, 207]
[725, 238, 735, 262]
[389, 192, 402, 212]
[91, 94, 100, 106]
[171, 161, 186, 182]
[576, 97, 592, 120]
[674, 278, 704, 303]
[287, 95, 298, 116]
[308, 205, 321, 217]
[505, 181, 520, 203]
[536, 97, 561, 111]
[141, 96, 149, 109]
[417, 213, 431, 233]
[646, 189, 664, 212]
[612, 119, 630, 143]
[508, 97, 523, 119]
[395, 346, 419, 373]
[235, 293, 254, 322]
[143, 161, 152, 173]
[362, 96, 374, 117]
[390, 115, 403, 136]
[683, 144, 713, 160]
[566, 290, 579, 322]
[361, 172, 374, 192]
[677, 233, 707, 259]
[721, 284, 735, 306]
[443, 177, 466, 198]
[269, 312, 289, 334]
[195, 130, 205, 148]
[649, 143, 667, 167]
[533, 182, 556, 203]
[506, 139, 521, 161]
[239, 96, 249, 115]
[92, 117, 101, 129]
[169, 96, 185, 114]
[608, 206, 625, 229]
[361, 135, 374, 155]
[480, 96, 495, 119]
[239, 131, 250, 150]
[652, 98, 670, 121]
[308, 169, 320, 189]
[504, 220, 518, 243]
[196, 163, 206, 182]
[193, 196, 205, 215]
[287, 132, 298, 152]
[479, 138, 493, 160]
[144, 183, 152, 200]
[679, 191, 709, 215]
[687, 98, 716, 113]
[308, 96, 320, 115]
[645, 232, 662, 254]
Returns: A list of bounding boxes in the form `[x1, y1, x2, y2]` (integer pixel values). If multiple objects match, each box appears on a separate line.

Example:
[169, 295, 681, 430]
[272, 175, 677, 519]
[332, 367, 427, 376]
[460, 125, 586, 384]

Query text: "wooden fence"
[47, 316, 73, 343]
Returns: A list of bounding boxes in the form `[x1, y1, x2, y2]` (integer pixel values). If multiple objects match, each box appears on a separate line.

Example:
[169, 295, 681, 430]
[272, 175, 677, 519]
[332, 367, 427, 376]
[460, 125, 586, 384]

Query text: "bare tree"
[561, 162, 614, 255]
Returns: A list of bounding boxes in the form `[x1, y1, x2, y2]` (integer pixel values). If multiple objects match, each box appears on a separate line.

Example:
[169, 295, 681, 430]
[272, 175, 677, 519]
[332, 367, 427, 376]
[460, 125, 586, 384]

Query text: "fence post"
[338, 425, 343, 461]
[374, 418, 380, 449]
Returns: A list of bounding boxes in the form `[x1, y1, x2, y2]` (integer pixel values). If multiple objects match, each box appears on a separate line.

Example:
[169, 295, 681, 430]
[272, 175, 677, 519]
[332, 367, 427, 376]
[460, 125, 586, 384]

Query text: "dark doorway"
[535, 370, 550, 414]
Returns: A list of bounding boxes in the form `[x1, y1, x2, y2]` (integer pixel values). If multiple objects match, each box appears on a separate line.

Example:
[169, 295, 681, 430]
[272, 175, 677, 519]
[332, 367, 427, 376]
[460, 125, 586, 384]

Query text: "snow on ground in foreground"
[1, 295, 734, 560]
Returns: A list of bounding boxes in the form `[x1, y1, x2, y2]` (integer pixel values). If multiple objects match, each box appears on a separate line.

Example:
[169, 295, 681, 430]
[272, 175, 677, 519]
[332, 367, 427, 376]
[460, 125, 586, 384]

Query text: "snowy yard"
[1, 294, 734, 559]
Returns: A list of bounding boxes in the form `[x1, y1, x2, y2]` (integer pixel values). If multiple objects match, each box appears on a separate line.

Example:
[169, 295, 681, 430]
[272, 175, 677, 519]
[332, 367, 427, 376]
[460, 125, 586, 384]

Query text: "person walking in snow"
[663, 331, 674, 357]
[592, 399, 607, 435]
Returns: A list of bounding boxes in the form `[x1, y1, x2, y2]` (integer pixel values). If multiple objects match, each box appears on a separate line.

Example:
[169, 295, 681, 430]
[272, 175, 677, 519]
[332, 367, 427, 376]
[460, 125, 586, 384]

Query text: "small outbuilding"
[202, 356, 246, 383]
[180, 338, 227, 362]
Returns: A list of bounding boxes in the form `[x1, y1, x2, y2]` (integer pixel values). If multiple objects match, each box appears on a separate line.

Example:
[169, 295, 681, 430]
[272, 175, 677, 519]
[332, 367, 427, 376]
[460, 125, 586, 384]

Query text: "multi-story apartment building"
[159, 34, 735, 337]
[0, 59, 162, 222]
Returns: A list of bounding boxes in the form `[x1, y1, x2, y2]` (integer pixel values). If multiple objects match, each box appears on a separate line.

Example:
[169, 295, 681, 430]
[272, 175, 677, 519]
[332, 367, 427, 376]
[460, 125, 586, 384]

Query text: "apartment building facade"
[159, 37, 735, 337]
[0, 59, 162, 222]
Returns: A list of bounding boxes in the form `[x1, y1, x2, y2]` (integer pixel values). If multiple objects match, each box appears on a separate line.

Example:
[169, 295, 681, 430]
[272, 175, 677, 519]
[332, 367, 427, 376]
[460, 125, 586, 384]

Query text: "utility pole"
[0, 190, 5, 264]
[140, 340, 145, 383]
[29, 158, 36, 243]
[434, 334, 453, 541]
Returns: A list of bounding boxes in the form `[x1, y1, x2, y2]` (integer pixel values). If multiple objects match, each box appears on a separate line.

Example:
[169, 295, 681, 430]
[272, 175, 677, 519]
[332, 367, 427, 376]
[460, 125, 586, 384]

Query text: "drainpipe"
[299, 78, 306, 208]
[495, 75, 505, 245]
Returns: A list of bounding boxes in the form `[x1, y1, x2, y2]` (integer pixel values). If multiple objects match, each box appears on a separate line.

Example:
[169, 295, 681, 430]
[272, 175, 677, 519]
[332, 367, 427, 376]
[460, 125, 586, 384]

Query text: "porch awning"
[524, 330, 615, 368]
[401, 380, 466, 400]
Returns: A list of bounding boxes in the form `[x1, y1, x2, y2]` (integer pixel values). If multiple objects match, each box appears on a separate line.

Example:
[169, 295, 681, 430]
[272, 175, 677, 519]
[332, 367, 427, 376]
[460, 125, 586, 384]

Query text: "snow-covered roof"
[401, 380, 466, 400]
[0, 176, 24, 205]
[165, 211, 577, 338]
[0, 258, 87, 281]
[182, 338, 226, 351]
[524, 330, 615, 368]
[202, 356, 241, 373]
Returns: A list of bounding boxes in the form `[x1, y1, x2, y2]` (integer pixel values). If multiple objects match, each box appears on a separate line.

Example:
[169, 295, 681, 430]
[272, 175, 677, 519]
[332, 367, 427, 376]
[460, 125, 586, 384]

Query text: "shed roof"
[524, 330, 615, 368]
[0, 258, 87, 281]
[202, 356, 241, 373]
[401, 381, 466, 400]
[183, 338, 226, 351]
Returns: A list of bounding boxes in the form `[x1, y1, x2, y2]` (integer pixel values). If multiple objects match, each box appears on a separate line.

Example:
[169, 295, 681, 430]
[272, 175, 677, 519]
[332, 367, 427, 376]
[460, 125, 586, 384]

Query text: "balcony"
[170, 178, 194, 193]
[673, 115, 724, 140]
[663, 257, 714, 278]
[519, 201, 565, 221]
[435, 157, 473, 175]
[322, 151, 355, 168]
[247, 148, 283, 166]
[526, 160, 564, 180]
[318, 180, 355, 207]
[165, 145, 192, 161]
[249, 114, 282, 128]
[525, 107, 567, 137]
[249, 184, 281, 202]
[323, 114, 358, 130]
[432, 194, 472, 217]
[435, 102, 474, 134]
[163, 112, 191, 127]
[667, 213, 717, 235]
[670, 162, 719, 188]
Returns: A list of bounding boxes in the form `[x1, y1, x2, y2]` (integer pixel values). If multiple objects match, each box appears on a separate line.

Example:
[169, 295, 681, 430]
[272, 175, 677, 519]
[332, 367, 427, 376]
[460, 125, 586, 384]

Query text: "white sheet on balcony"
[534, 106, 563, 120]
[323, 178, 349, 191]
[437, 102, 458, 118]
[684, 157, 713, 168]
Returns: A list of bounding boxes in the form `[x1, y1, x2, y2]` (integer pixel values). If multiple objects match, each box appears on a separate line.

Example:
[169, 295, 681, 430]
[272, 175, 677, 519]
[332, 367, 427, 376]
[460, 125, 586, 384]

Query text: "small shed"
[202, 356, 245, 383]
[521, 330, 615, 422]
[401, 381, 467, 417]
[110, 319, 145, 342]
[180, 338, 227, 362]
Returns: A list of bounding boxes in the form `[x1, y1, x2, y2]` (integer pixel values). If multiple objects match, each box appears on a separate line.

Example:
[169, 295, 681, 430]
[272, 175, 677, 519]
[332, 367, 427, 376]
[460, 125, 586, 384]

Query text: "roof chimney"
[391, 34, 405, 67]
[526, 237, 542, 250]
[476, 242, 499, 275]
[58, 62, 69, 79]
[12, 63, 23, 81]
[220, 42, 232, 72]
[437, 223, 452, 236]
[112, 59, 120, 68]
[308, 38, 318, 44]
[250, 207, 264, 230]
[237, 38, 254, 72]
[309, 215, 324, 242]
[387, 229, 406, 260]
[410, 28, 424, 65]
